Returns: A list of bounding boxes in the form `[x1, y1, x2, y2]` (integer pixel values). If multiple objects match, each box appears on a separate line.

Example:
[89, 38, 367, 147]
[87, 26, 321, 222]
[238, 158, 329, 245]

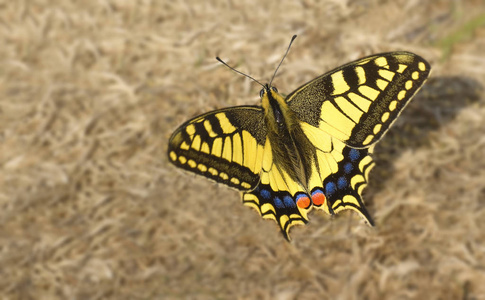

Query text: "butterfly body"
[168, 51, 430, 240]
[261, 85, 313, 194]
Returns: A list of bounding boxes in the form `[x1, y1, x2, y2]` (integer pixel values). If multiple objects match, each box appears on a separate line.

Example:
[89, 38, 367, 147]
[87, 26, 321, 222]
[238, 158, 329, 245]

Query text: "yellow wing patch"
[243, 165, 311, 240]
[287, 52, 431, 148]
[168, 107, 267, 191]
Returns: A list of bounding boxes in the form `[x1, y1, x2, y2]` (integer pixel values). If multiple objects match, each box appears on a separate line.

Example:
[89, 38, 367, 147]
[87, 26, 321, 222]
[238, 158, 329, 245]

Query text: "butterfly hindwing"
[241, 140, 375, 239]
[168, 106, 267, 191]
[242, 169, 310, 240]
[287, 52, 431, 148]
[314, 145, 375, 224]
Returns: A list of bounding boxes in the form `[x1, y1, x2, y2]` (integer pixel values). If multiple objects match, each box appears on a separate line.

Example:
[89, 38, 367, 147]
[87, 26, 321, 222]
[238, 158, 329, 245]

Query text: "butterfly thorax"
[261, 86, 315, 191]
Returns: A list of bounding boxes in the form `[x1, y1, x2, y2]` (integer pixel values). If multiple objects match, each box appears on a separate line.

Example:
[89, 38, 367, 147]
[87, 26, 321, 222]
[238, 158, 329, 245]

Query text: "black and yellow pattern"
[169, 107, 267, 191]
[168, 51, 430, 240]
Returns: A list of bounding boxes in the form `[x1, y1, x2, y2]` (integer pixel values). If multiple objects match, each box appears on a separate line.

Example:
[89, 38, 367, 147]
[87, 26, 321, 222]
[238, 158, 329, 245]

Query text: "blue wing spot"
[260, 189, 271, 200]
[325, 182, 337, 197]
[295, 194, 305, 201]
[283, 196, 296, 208]
[337, 176, 348, 189]
[343, 162, 354, 174]
[274, 197, 284, 209]
[349, 149, 360, 161]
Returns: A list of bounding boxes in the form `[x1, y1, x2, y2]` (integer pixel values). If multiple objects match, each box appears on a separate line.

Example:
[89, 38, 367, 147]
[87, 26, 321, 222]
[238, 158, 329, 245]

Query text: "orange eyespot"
[311, 190, 326, 206]
[296, 195, 311, 209]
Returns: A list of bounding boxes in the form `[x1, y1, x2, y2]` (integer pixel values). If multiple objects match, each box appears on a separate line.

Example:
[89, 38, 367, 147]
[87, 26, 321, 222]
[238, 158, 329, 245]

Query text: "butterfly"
[168, 35, 431, 240]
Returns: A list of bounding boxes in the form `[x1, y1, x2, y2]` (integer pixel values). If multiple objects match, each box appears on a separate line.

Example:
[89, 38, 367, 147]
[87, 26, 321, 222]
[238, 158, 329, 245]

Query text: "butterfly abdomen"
[261, 88, 316, 189]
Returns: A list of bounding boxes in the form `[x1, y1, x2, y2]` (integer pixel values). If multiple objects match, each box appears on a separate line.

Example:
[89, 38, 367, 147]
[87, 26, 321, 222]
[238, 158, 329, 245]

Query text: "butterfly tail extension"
[312, 146, 375, 226]
[242, 185, 309, 240]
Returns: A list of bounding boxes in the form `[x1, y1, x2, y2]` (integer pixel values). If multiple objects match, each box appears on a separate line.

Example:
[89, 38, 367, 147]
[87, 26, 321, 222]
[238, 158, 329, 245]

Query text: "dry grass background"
[1, 0, 485, 299]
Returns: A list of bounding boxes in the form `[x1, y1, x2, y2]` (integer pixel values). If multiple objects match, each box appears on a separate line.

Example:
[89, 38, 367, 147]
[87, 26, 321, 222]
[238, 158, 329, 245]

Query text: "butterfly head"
[260, 83, 284, 107]
[259, 84, 279, 98]
[260, 83, 291, 131]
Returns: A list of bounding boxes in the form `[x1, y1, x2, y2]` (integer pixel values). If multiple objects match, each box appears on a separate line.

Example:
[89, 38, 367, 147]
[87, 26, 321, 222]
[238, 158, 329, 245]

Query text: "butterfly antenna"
[269, 35, 297, 86]
[216, 57, 265, 88]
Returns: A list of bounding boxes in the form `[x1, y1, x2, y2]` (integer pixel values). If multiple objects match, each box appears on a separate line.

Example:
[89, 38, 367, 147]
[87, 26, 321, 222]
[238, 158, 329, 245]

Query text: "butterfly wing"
[242, 148, 313, 240]
[308, 140, 376, 225]
[169, 105, 312, 238]
[241, 138, 376, 240]
[285, 52, 430, 227]
[287, 52, 431, 148]
[168, 106, 267, 191]
[295, 120, 376, 231]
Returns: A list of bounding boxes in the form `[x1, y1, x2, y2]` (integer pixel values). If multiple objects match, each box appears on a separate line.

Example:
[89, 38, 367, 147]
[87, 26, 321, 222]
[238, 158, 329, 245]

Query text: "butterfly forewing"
[168, 106, 267, 191]
[287, 52, 431, 148]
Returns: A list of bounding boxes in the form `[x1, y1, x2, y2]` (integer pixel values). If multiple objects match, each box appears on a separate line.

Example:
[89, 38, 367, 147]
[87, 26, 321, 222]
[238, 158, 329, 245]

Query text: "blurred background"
[1, 0, 484, 299]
